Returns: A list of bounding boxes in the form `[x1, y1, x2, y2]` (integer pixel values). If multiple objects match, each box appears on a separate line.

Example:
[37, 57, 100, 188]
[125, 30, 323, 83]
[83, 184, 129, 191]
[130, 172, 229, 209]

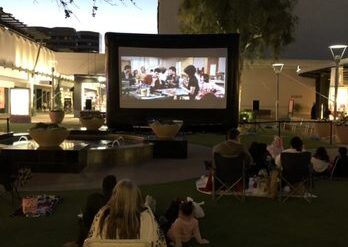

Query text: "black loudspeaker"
[253, 100, 260, 112]
[85, 99, 92, 110]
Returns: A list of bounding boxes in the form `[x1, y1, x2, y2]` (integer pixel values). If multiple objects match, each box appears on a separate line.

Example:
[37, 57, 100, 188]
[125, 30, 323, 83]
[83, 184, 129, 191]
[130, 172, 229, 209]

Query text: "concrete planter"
[149, 120, 183, 139]
[336, 125, 348, 144]
[29, 127, 69, 147]
[49, 111, 65, 124]
[80, 117, 104, 130]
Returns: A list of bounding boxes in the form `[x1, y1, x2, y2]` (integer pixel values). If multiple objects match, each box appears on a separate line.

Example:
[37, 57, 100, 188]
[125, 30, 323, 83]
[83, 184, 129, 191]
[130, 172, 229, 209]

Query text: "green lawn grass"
[0, 123, 343, 247]
[1, 179, 348, 247]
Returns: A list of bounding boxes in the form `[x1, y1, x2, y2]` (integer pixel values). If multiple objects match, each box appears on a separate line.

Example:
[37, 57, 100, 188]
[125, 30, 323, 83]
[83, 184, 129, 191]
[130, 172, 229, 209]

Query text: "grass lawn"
[0, 124, 343, 247]
[1, 179, 348, 247]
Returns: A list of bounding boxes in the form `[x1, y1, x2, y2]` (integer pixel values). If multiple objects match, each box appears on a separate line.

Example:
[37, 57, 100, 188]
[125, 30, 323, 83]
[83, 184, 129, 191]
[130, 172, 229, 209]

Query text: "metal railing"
[239, 120, 334, 144]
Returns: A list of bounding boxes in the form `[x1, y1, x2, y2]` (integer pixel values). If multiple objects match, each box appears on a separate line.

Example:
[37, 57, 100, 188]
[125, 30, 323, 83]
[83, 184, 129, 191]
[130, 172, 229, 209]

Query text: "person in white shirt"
[311, 146, 330, 175]
[275, 136, 305, 168]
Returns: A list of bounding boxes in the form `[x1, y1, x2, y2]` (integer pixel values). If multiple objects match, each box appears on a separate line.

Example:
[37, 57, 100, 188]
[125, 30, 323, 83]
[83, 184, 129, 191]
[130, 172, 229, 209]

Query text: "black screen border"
[105, 33, 240, 131]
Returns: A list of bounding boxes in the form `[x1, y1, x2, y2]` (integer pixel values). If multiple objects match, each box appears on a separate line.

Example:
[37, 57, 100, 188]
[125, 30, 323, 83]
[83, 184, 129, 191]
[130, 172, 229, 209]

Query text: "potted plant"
[29, 122, 69, 147]
[79, 111, 105, 130]
[49, 78, 65, 124]
[335, 113, 348, 143]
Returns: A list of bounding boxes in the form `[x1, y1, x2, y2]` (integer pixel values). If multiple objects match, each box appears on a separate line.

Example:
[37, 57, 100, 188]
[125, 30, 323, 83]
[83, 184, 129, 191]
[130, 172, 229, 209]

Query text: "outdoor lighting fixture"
[272, 63, 284, 121]
[329, 44, 347, 121]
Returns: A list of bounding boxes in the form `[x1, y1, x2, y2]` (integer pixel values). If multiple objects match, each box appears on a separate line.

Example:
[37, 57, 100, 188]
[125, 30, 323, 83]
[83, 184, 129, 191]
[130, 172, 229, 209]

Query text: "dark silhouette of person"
[332, 147, 348, 178]
[311, 102, 317, 120]
[76, 175, 117, 246]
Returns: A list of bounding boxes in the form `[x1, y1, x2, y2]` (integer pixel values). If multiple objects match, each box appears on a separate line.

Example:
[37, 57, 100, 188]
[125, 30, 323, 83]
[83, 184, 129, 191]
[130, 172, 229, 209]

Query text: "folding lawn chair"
[279, 151, 313, 203]
[212, 153, 246, 201]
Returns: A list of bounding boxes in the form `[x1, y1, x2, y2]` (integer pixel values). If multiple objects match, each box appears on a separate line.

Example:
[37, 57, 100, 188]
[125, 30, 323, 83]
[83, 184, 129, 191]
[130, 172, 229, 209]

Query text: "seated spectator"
[267, 136, 283, 159]
[311, 147, 330, 176]
[332, 147, 348, 178]
[249, 142, 273, 174]
[213, 128, 252, 167]
[66, 175, 117, 247]
[88, 179, 166, 247]
[167, 201, 209, 247]
[275, 136, 305, 168]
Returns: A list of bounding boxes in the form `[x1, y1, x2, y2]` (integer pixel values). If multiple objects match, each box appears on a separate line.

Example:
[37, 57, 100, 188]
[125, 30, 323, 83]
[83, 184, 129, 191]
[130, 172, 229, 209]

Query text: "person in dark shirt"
[75, 175, 117, 246]
[183, 65, 199, 100]
[332, 147, 348, 178]
[166, 66, 180, 88]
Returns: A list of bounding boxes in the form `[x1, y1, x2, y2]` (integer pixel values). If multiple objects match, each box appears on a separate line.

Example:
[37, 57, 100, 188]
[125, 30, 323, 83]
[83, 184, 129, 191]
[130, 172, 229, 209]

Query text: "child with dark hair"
[311, 147, 330, 175]
[167, 201, 209, 247]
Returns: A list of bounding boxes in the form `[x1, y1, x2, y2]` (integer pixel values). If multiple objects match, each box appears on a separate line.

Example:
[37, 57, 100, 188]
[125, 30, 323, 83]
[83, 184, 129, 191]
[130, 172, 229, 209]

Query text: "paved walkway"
[23, 143, 211, 191]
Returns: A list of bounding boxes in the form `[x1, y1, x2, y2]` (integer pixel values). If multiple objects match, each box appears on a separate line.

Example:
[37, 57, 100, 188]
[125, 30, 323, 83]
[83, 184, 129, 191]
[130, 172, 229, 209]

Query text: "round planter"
[80, 117, 104, 130]
[336, 125, 348, 144]
[149, 120, 183, 139]
[29, 127, 69, 147]
[49, 111, 65, 124]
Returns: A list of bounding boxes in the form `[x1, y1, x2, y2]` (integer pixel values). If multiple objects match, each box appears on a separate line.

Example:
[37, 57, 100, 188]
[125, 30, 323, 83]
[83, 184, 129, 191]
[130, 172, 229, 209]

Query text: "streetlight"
[329, 44, 347, 121]
[272, 63, 284, 121]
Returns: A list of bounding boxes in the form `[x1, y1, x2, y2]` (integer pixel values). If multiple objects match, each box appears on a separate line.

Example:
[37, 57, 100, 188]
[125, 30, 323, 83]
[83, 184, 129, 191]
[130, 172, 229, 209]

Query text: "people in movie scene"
[183, 65, 200, 100]
[87, 179, 166, 247]
[121, 65, 136, 85]
[151, 68, 165, 90]
[166, 66, 180, 88]
[167, 201, 209, 247]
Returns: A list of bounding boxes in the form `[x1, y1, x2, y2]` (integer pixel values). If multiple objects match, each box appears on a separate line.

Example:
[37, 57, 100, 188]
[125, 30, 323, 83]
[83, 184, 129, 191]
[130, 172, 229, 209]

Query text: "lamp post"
[272, 63, 284, 121]
[51, 66, 55, 110]
[329, 45, 347, 121]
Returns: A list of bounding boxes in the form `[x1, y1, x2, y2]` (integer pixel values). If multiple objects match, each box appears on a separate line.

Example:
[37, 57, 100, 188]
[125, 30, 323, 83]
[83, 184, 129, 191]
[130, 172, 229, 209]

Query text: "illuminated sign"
[0, 88, 4, 109]
[10, 88, 30, 115]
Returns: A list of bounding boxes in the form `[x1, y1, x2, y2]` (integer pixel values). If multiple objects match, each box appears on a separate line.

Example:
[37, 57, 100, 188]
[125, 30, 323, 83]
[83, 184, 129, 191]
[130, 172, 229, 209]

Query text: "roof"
[299, 58, 348, 79]
[0, 7, 49, 40]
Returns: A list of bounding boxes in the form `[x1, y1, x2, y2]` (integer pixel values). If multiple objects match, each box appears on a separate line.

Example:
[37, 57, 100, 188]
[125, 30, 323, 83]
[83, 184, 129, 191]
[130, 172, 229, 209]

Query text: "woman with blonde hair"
[87, 179, 166, 247]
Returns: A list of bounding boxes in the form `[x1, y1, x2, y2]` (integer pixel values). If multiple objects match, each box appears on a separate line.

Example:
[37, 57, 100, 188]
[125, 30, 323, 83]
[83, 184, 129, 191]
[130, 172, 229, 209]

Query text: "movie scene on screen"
[119, 53, 227, 109]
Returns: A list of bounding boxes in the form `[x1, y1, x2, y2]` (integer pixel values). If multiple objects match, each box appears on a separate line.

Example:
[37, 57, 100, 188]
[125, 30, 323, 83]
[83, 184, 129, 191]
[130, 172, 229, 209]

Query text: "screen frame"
[105, 33, 240, 131]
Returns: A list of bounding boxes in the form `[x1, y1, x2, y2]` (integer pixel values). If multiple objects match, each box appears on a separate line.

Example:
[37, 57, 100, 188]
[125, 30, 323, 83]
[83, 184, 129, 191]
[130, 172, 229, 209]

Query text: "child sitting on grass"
[167, 201, 209, 247]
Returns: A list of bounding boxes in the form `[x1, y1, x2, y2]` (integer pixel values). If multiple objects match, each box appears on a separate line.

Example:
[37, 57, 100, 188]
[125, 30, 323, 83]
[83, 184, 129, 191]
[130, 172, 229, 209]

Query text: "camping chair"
[279, 151, 313, 203]
[212, 153, 246, 201]
[83, 239, 151, 247]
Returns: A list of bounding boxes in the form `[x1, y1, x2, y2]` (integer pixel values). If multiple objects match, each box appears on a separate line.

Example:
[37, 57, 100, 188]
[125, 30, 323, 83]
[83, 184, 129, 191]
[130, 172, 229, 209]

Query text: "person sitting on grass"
[332, 147, 348, 178]
[275, 136, 305, 168]
[167, 201, 209, 247]
[311, 147, 330, 176]
[87, 179, 167, 247]
[64, 175, 117, 247]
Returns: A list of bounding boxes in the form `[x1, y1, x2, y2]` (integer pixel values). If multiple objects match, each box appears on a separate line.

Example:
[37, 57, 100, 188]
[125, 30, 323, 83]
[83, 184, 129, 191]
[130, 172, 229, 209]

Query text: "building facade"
[27, 27, 101, 53]
[158, 0, 348, 119]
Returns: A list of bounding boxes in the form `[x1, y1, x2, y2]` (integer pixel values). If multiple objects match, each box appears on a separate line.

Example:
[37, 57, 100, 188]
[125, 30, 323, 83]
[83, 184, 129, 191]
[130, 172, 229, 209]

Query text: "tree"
[55, 0, 137, 18]
[178, 0, 298, 70]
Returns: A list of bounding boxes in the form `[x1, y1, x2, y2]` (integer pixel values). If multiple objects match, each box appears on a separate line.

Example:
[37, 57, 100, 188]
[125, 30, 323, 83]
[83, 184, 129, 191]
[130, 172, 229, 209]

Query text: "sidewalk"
[31, 113, 79, 125]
